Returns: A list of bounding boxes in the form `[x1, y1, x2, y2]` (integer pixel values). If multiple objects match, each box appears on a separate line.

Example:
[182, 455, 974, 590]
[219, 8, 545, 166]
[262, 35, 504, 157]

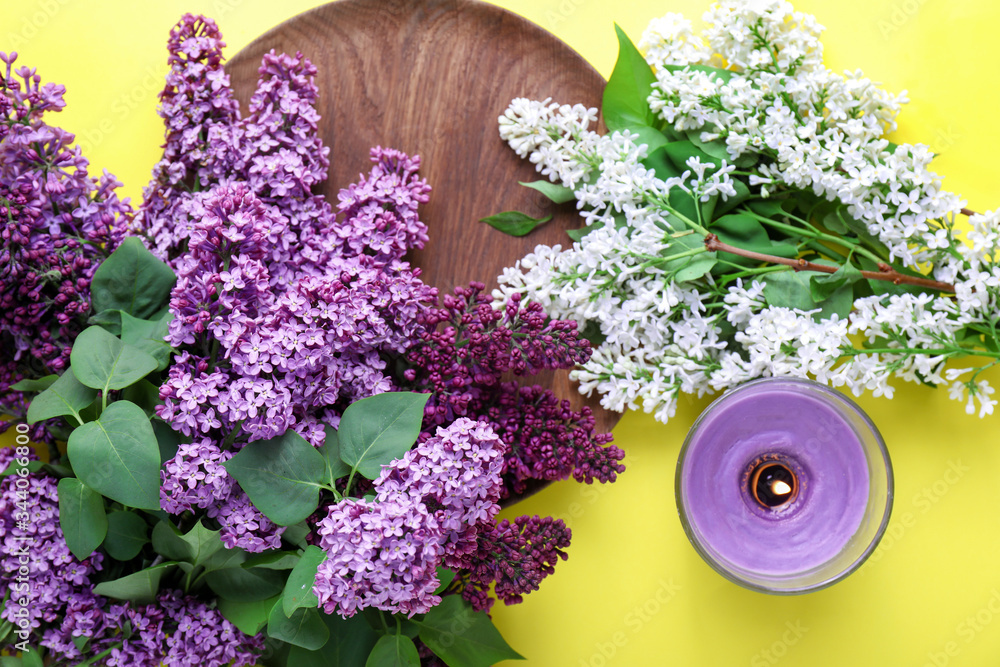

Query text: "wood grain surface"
[227, 0, 620, 438]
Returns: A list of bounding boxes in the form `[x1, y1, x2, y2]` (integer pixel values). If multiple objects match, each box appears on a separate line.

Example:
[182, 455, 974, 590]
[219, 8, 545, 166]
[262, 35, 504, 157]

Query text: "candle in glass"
[675, 378, 893, 593]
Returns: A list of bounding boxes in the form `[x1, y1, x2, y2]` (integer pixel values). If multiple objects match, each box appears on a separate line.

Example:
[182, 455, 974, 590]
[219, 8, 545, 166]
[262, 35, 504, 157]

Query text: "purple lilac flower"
[315, 419, 505, 617]
[0, 447, 104, 641]
[159, 438, 233, 514]
[314, 498, 444, 618]
[461, 515, 572, 612]
[402, 282, 624, 497]
[206, 487, 285, 552]
[0, 52, 131, 424]
[376, 418, 505, 566]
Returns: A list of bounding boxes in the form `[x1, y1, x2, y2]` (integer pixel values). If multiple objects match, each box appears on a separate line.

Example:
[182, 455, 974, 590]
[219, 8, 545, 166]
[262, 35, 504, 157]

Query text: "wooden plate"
[227, 0, 620, 437]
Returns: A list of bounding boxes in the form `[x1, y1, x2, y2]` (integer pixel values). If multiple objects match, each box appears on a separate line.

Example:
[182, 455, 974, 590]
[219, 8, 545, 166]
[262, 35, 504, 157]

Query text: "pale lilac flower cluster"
[0, 448, 104, 639]
[146, 15, 436, 552]
[314, 419, 505, 617]
[0, 448, 264, 665]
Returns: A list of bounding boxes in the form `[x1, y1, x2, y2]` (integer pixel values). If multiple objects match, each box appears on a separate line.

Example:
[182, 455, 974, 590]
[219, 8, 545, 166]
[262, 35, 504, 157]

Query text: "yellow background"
[4, 0, 1000, 665]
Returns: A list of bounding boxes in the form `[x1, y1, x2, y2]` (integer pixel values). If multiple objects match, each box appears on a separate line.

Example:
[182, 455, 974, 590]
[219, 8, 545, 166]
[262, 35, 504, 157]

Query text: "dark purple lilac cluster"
[0, 52, 131, 424]
[0, 448, 263, 666]
[402, 283, 625, 497]
[461, 515, 572, 611]
[314, 418, 505, 618]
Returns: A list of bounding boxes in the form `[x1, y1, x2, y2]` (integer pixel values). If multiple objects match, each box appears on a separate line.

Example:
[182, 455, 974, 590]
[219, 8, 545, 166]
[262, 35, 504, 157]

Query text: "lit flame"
[771, 480, 792, 496]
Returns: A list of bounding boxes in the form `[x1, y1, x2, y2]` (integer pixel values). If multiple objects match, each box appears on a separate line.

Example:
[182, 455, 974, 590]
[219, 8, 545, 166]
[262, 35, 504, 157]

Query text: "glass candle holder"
[675, 377, 893, 594]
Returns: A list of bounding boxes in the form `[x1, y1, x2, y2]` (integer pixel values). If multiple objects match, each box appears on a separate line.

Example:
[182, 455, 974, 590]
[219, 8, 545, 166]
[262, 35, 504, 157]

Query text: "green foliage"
[416, 596, 523, 667]
[478, 211, 552, 237]
[267, 603, 330, 650]
[25, 369, 96, 426]
[286, 612, 380, 667]
[519, 180, 575, 204]
[318, 426, 351, 486]
[92, 562, 178, 604]
[282, 545, 325, 616]
[218, 595, 281, 636]
[365, 634, 420, 667]
[70, 325, 158, 394]
[90, 236, 177, 319]
[57, 478, 107, 560]
[338, 392, 430, 480]
[120, 310, 175, 371]
[223, 429, 327, 526]
[103, 510, 150, 561]
[603, 25, 666, 153]
[66, 400, 161, 509]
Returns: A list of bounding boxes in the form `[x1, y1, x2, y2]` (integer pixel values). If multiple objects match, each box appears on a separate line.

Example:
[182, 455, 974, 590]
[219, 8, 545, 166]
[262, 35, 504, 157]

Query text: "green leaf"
[711, 213, 797, 268]
[318, 426, 351, 486]
[0, 459, 43, 478]
[10, 375, 57, 393]
[218, 595, 281, 636]
[603, 24, 657, 133]
[339, 392, 430, 480]
[120, 379, 162, 417]
[519, 180, 575, 204]
[664, 234, 716, 283]
[90, 236, 176, 318]
[205, 566, 287, 602]
[152, 419, 182, 465]
[366, 634, 420, 667]
[565, 225, 596, 243]
[120, 311, 174, 371]
[70, 325, 158, 393]
[810, 263, 863, 302]
[57, 478, 107, 560]
[762, 271, 816, 312]
[661, 62, 736, 83]
[642, 145, 683, 184]
[662, 140, 723, 173]
[282, 545, 325, 617]
[417, 596, 523, 666]
[92, 562, 177, 604]
[243, 551, 302, 570]
[88, 308, 123, 336]
[151, 519, 224, 566]
[286, 612, 380, 667]
[714, 178, 752, 217]
[66, 400, 161, 509]
[267, 603, 330, 650]
[103, 510, 149, 561]
[223, 429, 326, 526]
[19, 651, 42, 667]
[26, 369, 97, 425]
[478, 211, 551, 237]
[434, 567, 456, 595]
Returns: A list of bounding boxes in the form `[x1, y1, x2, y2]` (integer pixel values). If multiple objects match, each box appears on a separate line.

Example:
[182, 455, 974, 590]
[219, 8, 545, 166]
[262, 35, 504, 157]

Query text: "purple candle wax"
[676, 378, 893, 593]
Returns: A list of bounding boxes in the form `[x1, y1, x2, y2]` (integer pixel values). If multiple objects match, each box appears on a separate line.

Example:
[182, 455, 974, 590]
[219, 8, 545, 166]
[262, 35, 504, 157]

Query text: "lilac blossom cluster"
[314, 419, 504, 617]
[146, 15, 436, 552]
[0, 52, 131, 425]
[0, 448, 263, 665]
[460, 514, 572, 611]
[402, 283, 625, 497]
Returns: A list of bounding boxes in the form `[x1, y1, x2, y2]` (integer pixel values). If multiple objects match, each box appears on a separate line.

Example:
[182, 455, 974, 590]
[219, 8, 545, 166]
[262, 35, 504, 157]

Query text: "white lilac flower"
[495, 0, 1000, 423]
